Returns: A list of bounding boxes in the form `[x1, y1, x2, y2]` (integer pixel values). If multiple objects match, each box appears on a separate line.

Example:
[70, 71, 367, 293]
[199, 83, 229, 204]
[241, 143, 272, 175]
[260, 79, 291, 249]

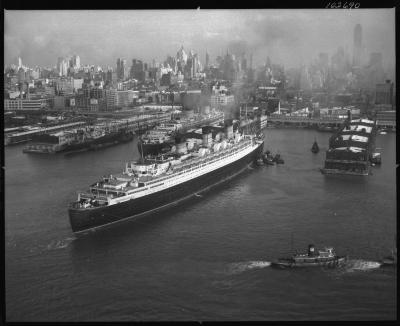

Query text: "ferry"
[68, 124, 264, 233]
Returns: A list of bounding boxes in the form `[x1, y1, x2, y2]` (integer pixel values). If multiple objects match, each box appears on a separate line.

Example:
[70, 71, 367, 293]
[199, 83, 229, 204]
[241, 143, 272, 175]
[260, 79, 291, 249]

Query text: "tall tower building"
[72, 55, 81, 69]
[18, 57, 23, 68]
[116, 58, 127, 80]
[353, 24, 363, 67]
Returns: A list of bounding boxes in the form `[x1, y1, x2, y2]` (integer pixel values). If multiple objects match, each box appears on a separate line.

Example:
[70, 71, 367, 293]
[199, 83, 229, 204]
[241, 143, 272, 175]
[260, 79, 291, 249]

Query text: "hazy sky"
[4, 9, 396, 69]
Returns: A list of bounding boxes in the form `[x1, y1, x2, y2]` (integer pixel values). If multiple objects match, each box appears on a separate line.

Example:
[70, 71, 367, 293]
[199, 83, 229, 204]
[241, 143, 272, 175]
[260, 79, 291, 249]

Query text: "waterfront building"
[210, 85, 234, 109]
[116, 90, 135, 108]
[367, 53, 385, 87]
[4, 98, 47, 111]
[104, 89, 117, 110]
[376, 110, 396, 130]
[375, 80, 394, 108]
[53, 96, 67, 110]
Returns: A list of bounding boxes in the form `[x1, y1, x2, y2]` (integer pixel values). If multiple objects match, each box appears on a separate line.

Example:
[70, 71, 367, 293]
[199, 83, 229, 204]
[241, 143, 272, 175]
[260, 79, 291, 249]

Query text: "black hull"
[23, 130, 134, 154]
[138, 142, 173, 156]
[62, 130, 134, 153]
[69, 141, 264, 233]
[271, 256, 346, 268]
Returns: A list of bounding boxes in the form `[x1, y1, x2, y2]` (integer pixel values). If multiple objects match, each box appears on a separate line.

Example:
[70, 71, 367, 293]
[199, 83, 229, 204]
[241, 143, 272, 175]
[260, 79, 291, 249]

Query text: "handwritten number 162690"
[326, 2, 360, 8]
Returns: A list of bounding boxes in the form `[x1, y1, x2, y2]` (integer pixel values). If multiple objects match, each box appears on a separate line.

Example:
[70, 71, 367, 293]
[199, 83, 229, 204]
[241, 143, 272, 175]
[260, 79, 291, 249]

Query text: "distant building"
[375, 80, 394, 108]
[319, 53, 329, 69]
[210, 85, 234, 108]
[57, 57, 69, 77]
[130, 59, 145, 82]
[353, 24, 363, 66]
[116, 58, 128, 81]
[4, 98, 47, 110]
[116, 90, 135, 107]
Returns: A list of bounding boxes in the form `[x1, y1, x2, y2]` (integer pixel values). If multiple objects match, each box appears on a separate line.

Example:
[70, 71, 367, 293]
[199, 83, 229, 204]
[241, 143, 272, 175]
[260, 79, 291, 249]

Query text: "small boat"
[381, 248, 397, 267]
[370, 152, 382, 165]
[271, 244, 346, 268]
[263, 155, 275, 165]
[262, 151, 275, 165]
[256, 157, 264, 166]
[273, 154, 284, 164]
[311, 139, 319, 153]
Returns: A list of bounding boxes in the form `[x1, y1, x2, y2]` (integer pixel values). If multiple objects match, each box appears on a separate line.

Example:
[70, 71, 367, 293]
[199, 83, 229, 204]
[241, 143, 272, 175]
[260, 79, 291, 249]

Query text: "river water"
[5, 128, 396, 321]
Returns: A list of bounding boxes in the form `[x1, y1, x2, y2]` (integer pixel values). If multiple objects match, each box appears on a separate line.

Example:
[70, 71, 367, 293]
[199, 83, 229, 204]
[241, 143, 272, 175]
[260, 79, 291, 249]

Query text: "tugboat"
[370, 152, 382, 165]
[273, 153, 284, 164]
[311, 139, 319, 153]
[262, 150, 275, 165]
[381, 248, 397, 267]
[256, 156, 264, 166]
[271, 244, 346, 268]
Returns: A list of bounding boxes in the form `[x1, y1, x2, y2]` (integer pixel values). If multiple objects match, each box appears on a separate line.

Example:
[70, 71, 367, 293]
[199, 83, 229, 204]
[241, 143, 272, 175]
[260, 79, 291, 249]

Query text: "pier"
[268, 115, 345, 128]
[268, 114, 396, 131]
[4, 121, 87, 146]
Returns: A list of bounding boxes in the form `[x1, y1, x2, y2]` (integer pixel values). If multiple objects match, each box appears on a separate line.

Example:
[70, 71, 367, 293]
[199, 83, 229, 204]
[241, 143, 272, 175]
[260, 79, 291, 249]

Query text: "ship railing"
[79, 192, 108, 201]
[142, 139, 252, 182]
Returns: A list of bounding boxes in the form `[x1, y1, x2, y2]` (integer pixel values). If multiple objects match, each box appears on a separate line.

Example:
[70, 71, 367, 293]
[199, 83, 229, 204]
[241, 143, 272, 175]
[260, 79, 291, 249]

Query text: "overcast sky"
[4, 9, 396, 70]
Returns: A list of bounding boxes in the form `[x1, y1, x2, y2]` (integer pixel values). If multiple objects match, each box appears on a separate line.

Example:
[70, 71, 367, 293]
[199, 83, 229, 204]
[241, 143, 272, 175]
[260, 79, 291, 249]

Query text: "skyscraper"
[353, 24, 363, 66]
[130, 59, 145, 82]
[57, 57, 68, 77]
[116, 58, 127, 81]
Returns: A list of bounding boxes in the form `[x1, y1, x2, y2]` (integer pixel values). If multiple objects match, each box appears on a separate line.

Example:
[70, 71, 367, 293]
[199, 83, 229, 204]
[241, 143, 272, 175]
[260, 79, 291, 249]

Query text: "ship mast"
[140, 136, 144, 162]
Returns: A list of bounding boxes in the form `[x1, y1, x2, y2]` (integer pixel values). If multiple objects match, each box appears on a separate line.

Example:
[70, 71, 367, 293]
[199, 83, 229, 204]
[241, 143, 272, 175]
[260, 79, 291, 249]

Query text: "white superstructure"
[77, 132, 262, 208]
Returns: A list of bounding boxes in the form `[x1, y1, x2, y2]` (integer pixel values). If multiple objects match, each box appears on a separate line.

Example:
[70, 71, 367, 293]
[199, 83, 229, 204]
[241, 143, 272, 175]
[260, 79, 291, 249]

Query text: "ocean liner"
[321, 116, 377, 176]
[68, 124, 264, 233]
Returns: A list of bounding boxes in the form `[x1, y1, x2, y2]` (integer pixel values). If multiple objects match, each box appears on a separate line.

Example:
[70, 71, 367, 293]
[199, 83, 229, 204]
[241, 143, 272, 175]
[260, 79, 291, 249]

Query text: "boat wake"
[46, 237, 76, 250]
[228, 261, 271, 274]
[343, 259, 382, 272]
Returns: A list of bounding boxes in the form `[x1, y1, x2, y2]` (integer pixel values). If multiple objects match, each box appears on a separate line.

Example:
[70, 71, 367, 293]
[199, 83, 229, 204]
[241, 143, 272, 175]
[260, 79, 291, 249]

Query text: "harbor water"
[5, 128, 396, 321]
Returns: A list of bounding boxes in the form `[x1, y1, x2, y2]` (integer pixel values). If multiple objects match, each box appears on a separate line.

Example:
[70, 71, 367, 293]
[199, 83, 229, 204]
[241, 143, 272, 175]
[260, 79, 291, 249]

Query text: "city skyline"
[4, 9, 395, 71]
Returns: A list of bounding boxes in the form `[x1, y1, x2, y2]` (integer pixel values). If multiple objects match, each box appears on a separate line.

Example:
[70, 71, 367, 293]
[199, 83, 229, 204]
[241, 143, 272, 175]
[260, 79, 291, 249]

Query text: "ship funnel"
[347, 109, 352, 121]
[308, 244, 315, 256]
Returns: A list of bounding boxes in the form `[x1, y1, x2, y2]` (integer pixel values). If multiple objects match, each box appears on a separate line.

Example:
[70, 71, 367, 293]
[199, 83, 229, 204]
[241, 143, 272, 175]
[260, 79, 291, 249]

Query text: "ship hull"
[23, 130, 134, 154]
[69, 140, 264, 233]
[320, 168, 370, 176]
[138, 142, 173, 156]
[62, 130, 134, 153]
[271, 256, 346, 268]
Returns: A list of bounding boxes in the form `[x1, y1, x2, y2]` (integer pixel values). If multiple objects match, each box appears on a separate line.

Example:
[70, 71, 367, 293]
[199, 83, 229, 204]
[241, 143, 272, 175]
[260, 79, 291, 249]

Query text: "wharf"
[4, 121, 87, 146]
[268, 115, 346, 129]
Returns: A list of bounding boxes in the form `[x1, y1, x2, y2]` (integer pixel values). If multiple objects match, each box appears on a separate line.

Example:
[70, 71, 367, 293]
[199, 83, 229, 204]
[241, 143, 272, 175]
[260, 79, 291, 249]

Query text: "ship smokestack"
[347, 109, 352, 121]
[308, 244, 315, 256]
